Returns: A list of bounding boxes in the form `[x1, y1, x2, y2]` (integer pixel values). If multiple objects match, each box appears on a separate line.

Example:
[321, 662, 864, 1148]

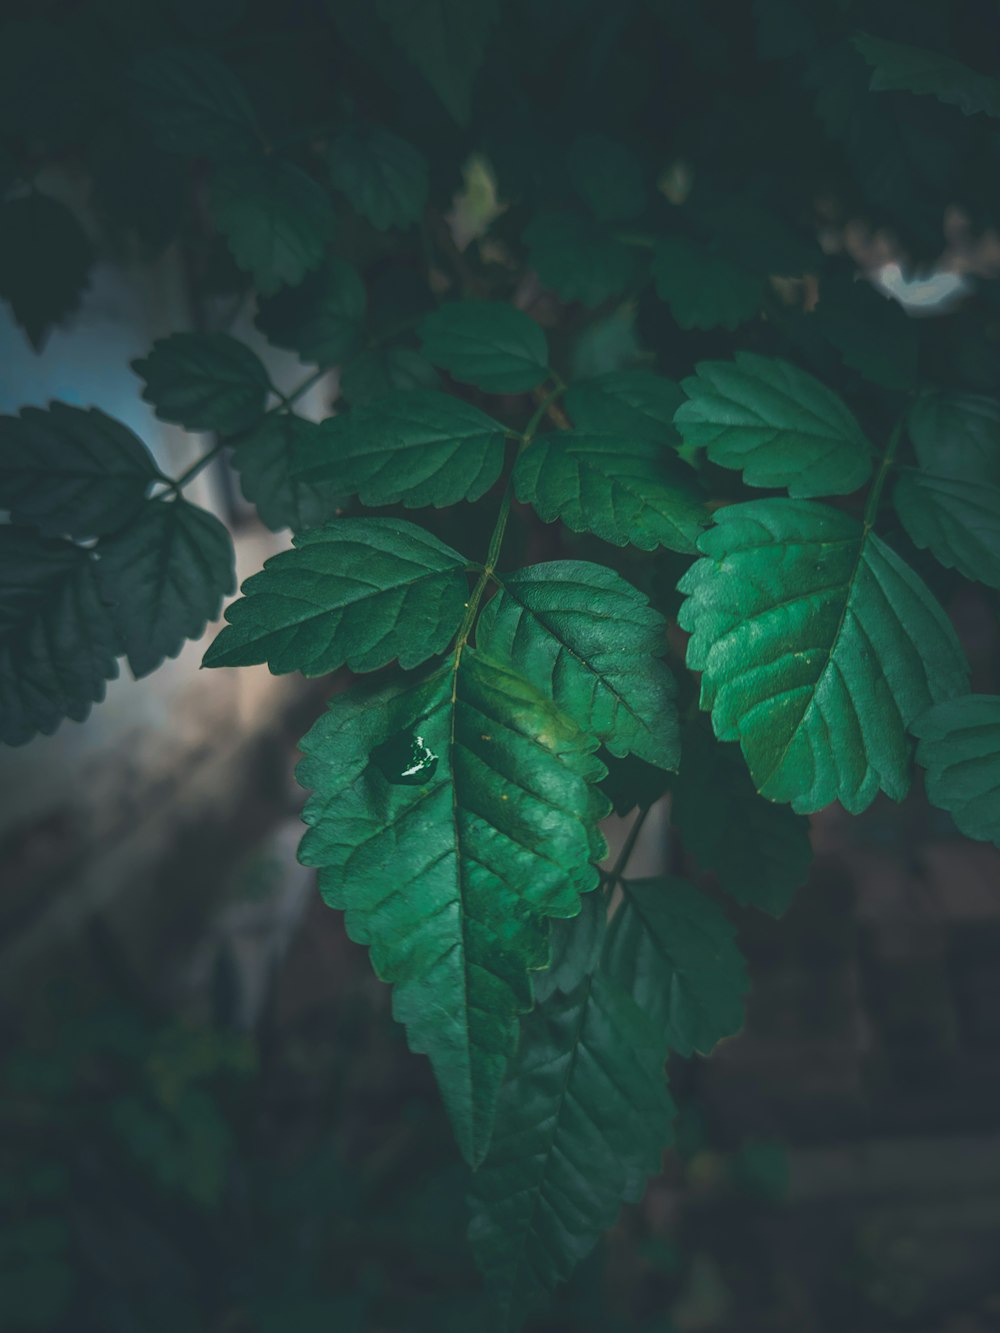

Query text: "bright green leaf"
[327, 123, 428, 231]
[96, 497, 235, 678]
[419, 301, 549, 394]
[907, 391, 1000, 486]
[340, 346, 440, 404]
[211, 156, 336, 295]
[132, 332, 271, 435]
[0, 527, 119, 746]
[204, 518, 468, 674]
[672, 721, 812, 916]
[297, 652, 609, 1165]
[678, 499, 969, 813]
[652, 235, 763, 331]
[232, 413, 343, 532]
[0, 403, 159, 540]
[913, 695, 1000, 847]
[606, 876, 748, 1056]
[853, 32, 1000, 118]
[514, 430, 709, 552]
[566, 370, 684, 444]
[894, 468, 1000, 590]
[376, 0, 498, 124]
[130, 45, 260, 160]
[301, 390, 510, 508]
[0, 193, 94, 351]
[255, 257, 366, 367]
[524, 211, 638, 308]
[674, 352, 873, 497]
[476, 561, 680, 769]
[568, 133, 646, 222]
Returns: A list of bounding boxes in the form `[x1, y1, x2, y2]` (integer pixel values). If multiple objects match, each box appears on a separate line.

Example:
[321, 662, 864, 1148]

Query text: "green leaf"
[469, 960, 674, 1330]
[524, 211, 638, 308]
[376, 0, 498, 124]
[672, 722, 812, 917]
[340, 346, 440, 404]
[514, 430, 709, 552]
[132, 333, 271, 435]
[894, 468, 1000, 591]
[0, 528, 119, 746]
[0, 404, 159, 540]
[130, 45, 260, 160]
[567, 134, 646, 222]
[566, 370, 684, 444]
[204, 518, 468, 674]
[853, 32, 1000, 119]
[255, 257, 366, 367]
[534, 890, 608, 1003]
[476, 561, 680, 770]
[605, 877, 748, 1056]
[913, 695, 1000, 847]
[600, 753, 672, 816]
[419, 301, 549, 394]
[210, 157, 336, 295]
[811, 277, 918, 392]
[232, 414, 343, 532]
[652, 234, 763, 331]
[96, 497, 234, 679]
[907, 392, 1000, 486]
[327, 123, 428, 231]
[678, 499, 969, 814]
[0, 193, 94, 350]
[674, 353, 873, 497]
[297, 652, 609, 1165]
[301, 390, 510, 508]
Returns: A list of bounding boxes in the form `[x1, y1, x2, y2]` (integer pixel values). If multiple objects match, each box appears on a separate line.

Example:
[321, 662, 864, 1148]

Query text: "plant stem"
[605, 805, 651, 888]
[863, 415, 905, 533]
[169, 441, 226, 493]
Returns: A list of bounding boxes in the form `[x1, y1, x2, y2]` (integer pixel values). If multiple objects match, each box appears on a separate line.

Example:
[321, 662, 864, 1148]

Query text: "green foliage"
[133, 332, 271, 434]
[913, 696, 1000, 847]
[377, 0, 498, 124]
[524, 212, 638, 308]
[652, 235, 763, 332]
[255, 257, 366, 367]
[327, 123, 429, 232]
[0, 192, 94, 350]
[231, 414, 340, 532]
[893, 468, 1000, 590]
[130, 44, 260, 159]
[853, 33, 1000, 118]
[420, 301, 549, 393]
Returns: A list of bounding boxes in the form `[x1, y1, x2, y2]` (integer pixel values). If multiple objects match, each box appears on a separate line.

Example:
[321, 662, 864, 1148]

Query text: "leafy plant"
[2, 0, 1000, 1327]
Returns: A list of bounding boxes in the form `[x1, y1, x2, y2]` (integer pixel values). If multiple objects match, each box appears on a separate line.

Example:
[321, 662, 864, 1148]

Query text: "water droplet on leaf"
[373, 732, 439, 786]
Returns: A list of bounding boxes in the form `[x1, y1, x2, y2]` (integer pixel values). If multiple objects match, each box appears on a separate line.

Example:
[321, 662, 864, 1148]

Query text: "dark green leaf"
[566, 370, 684, 444]
[652, 235, 763, 332]
[255, 258, 366, 367]
[340, 346, 440, 404]
[97, 497, 235, 678]
[301, 391, 510, 509]
[913, 695, 1000, 847]
[376, 0, 498, 124]
[567, 134, 646, 222]
[204, 518, 468, 674]
[678, 499, 969, 813]
[600, 753, 672, 816]
[0, 404, 159, 539]
[232, 414, 343, 532]
[894, 468, 1000, 591]
[673, 722, 812, 916]
[524, 211, 638, 308]
[0, 528, 119, 746]
[419, 301, 549, 393]
[132, 332, 271, 435]
[907, 391, 1000, 486]
[853, 32, 1000, 118]
[130, 45, 260, 160]
[477, 561, 680, 769]
[211, 157, 336, 295]
[606, 877, 748, 1056]
[674, 352, 873, 497]
[297, 652, 609, 1165]
[0, 193, 94, 350]
[514, 430, 709, 552]
[327, 123, 429, 231]
[811, 277, 918, 392]
[534, 890, 608, 1003]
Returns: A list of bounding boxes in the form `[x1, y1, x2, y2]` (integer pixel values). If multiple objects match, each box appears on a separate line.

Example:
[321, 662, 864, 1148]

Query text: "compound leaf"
[674, 352, 873, 497]
[297, 652, 609, 1166]
[232, 413, 343, 532]
[254, 257, 366, 367]
[327, 122, 428, 231]
[652, 234, 763, 331]
[211, 156, 336, 295]
[672, 721, 812, 916]
[913, 695, 1000, 847]
[894, 468, 1000, 590]
[97, 496, 235, 678]
[204, 517, 468, 674]
[678, 499, 969, 814]
[524, 211, 638, 308]
[514, 430, 709, 552]
[853, 32, 1000, 119]
[377, 0, 498, 124]
[302, 390, 510, 508]
[419, 301, 549, 394]
[605, 876, 748, 1056]
[0, 403, 159, 539]
[476, 560, 680, 770]
[133, 332, 271, 435]
[0, 527, 119, 745]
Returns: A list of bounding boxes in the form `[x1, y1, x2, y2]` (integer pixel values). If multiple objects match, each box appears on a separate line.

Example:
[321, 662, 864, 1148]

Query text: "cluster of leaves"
[3, 0, 1000, 1328]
